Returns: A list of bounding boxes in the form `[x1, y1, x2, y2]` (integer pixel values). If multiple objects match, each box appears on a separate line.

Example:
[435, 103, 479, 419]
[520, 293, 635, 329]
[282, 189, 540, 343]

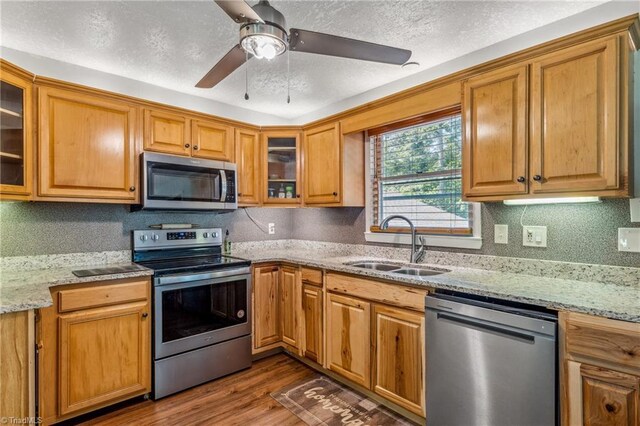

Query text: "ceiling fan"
[195, 0, 413, 91]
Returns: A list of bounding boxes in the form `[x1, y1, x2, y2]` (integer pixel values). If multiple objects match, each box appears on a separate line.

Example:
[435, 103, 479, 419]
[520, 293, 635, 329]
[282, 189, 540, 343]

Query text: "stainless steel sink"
[347, 262, 401, 271]
[391, 267, 445, 277]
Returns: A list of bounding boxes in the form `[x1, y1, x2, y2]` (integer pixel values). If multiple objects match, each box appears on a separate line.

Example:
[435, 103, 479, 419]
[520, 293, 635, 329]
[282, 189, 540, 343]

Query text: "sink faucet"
[379, 215, 427, 263]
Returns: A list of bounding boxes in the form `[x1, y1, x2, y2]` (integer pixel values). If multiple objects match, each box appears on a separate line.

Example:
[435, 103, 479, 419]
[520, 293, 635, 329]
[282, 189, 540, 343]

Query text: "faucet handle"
[414, 236, 427, 263]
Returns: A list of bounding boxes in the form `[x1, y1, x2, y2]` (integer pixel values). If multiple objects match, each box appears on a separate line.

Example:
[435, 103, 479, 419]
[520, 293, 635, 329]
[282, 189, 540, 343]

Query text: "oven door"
[153, 267, 251, 359]
[142, 152, 236, 210]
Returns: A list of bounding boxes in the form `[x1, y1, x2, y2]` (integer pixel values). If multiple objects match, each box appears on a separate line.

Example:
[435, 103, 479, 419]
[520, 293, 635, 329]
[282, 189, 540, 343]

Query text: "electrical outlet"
[618, 228, 640, 252]
[268, 223, 275, 235]
[494, 224, 508, 244]
[522, 225, 547, 248]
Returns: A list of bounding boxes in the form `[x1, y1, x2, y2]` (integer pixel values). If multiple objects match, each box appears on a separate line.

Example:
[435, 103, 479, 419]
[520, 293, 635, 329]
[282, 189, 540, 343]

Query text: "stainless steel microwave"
[138, 152, 237, 211]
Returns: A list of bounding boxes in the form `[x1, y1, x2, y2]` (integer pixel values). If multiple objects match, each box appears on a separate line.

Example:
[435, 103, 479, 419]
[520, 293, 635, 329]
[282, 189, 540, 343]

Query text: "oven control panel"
[133, 228, 222, 249]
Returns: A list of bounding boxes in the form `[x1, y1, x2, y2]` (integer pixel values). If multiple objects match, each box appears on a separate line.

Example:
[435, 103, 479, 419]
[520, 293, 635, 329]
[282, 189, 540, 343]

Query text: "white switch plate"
[618, 228, 640, 252]
[268, 223, 275, 235]
[630, 199, 640, 223]
[522, 226, 547, 248]
[494, 224, 509, 244]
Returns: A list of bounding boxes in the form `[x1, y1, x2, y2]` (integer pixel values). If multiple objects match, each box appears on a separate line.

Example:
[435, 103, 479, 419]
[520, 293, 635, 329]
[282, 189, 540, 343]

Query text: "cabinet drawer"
[58, 280, 149, 313]
[301, 268, 323, 286]
[564, 312, 640, 370]
[326, 273, 429, 311]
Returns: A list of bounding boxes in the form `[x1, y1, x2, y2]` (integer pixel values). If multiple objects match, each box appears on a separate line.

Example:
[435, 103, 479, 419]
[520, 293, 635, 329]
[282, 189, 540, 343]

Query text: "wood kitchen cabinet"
[253, 265, 281, 350]
[38, 86, 139, 202]
[462, 63, 528, 197]
[326, 292, 371, 388]
[0, 310, 35, 419]
[191, 119, 234, 162]
[143, 108, 190, 156]
[0, 60, 33, 201]
[37, 278, 151, 425]
[560, 311, 640, 426]
[262, 130, 302, 205]
[235, 128, 262, 206]
[463, 33, 634, 201]
[303, 123, 365, 207]
[530, 36, 621, 195]
[280, 266, 300, 350]
[301, 267, 324, 364]
[372, 304, 425, 417]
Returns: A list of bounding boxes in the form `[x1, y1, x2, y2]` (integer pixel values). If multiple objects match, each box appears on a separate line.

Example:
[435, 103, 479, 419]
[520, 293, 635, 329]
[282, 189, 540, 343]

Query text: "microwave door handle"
[220, 170, 227, 201]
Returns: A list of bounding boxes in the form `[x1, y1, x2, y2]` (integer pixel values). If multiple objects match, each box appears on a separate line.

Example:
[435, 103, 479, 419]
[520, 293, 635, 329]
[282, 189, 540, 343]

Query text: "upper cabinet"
[0, 62, 33, 200]
[38, 87, 139, 202]
[530, 37, 620, 194]
[262, 130, 302, 205]
[144, 108, 234, 162]
[463, 33, 634, 201]
[191, 119, 234, 162]
[303, 122, 365, 207]
[235, 128, 261, 206]
[143, 109, 190, 156]
[462, 64, 529, 197]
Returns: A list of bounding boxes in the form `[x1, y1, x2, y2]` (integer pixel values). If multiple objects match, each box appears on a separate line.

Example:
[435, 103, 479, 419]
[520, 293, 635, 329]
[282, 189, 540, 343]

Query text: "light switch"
[630, 199, 640, 223]
[522, 226, 547, 248]
[618, 228, 640, 252]
[494, 224, 508, 244]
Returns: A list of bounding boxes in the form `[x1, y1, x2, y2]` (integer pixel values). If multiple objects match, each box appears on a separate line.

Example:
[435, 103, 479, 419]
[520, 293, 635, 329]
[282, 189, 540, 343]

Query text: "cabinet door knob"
[296, 194, 300, 198]
[332, 192, 338, 196]
[129, 186, 136, 192]
[532, 175, 542, 182]
[193, 145, 199, 150]
[238, 192, 242, 197]
[517, 176, 525, 183]
[185, 143, 190, 148]
[142, 312, 149, 318]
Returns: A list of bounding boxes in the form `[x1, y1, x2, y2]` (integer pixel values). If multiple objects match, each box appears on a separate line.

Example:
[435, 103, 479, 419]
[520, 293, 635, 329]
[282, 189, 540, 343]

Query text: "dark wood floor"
[78, 354, 315, 426]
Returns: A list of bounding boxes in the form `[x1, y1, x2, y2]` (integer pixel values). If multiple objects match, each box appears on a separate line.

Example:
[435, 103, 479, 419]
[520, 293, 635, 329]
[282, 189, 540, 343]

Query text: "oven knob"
[139, 235, 148, 242]
[212, 232, 218, 238]
[237, 310, 245, 319]
[203, 232, 209, 238]
[151, 234, 160, 242]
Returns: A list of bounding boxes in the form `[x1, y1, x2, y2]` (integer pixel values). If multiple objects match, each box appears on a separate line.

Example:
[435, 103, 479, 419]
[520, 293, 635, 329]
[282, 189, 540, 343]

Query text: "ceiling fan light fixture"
[240, 23, 287, 60]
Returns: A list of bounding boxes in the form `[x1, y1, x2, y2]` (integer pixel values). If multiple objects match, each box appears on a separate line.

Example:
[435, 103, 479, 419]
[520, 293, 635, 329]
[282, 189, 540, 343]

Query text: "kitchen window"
[365, 107, 482, 249]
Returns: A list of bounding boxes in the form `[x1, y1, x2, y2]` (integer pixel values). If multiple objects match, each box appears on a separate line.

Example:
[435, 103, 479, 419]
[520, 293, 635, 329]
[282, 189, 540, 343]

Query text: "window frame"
[364, 107, 483, 250]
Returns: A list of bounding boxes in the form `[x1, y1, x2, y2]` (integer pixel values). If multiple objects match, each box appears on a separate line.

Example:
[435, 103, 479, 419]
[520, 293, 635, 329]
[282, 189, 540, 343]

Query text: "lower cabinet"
[302, 283, 323, 364]
[560, 311, 640, 426]
[326, 293, 371, 388]
[372, 304, 425, 417]
[37, 278, 151, 425]
[253, 265, 281, 349]
[280, 266, 300, 349]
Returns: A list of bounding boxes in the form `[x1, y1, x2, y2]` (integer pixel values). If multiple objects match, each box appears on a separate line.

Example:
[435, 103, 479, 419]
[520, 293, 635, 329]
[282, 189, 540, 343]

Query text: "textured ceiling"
[0, 0, 606, 119]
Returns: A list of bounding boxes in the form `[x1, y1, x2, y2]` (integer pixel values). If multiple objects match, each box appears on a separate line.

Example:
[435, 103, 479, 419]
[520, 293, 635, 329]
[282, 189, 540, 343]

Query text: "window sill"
[364, 231, 483, 250]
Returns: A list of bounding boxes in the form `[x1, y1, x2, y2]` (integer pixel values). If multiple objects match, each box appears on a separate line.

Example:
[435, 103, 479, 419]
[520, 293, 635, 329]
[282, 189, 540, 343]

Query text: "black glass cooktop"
[137, 255, 251, 276]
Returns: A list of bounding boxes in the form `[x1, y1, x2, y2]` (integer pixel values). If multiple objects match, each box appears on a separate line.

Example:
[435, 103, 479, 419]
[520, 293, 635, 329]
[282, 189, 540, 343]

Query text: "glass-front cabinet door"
[262, 131, 301, 205]
[0, 63, 32, 199]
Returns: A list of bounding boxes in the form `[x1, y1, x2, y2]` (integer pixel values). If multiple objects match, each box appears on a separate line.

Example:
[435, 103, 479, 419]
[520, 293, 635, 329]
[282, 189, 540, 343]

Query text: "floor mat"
[271, 374, 418, 425]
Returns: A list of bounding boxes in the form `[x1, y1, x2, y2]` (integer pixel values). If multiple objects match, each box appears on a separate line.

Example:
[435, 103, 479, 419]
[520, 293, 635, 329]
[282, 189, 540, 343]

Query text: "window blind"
[370, 109, 472, 235]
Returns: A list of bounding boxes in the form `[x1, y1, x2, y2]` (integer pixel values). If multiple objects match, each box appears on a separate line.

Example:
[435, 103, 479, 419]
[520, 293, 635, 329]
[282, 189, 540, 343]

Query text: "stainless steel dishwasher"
[425, 291, 557, 426]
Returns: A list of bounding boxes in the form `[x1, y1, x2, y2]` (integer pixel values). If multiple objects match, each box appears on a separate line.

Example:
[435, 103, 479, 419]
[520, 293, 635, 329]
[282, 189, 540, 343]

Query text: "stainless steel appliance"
[425, 291, 557, 426]
[138, 152, 237, 211]
[133, 228, 251, 399]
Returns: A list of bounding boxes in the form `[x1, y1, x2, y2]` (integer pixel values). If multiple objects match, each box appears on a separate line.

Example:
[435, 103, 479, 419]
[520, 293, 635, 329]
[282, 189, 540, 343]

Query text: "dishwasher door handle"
[436, 312, 535, 343]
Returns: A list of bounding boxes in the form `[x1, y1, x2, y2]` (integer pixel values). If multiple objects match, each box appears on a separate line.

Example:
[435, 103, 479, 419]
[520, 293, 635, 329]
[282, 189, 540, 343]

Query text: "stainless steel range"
[132, 228, 252, 399]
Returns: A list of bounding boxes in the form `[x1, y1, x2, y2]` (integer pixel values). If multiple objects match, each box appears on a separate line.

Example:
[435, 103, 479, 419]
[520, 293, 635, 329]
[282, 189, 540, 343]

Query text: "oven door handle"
[156, 266, 251, 286]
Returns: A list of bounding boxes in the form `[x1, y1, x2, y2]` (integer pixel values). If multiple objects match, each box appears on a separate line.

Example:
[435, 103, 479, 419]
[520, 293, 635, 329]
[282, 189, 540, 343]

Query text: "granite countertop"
[0, 263, 154, 314]
[234, 248, 640, 323]
[1, 246, 638, 323]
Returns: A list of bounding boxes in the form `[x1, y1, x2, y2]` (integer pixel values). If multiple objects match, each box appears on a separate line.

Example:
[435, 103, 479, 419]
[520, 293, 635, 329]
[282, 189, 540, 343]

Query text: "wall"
[0, 203, 292, 257]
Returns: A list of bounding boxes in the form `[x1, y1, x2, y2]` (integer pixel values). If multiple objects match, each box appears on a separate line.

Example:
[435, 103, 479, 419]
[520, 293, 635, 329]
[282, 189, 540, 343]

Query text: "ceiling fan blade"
[289, 28, 411, 65]
[214, 0, 264, 24]
[196, 44, 250, 88]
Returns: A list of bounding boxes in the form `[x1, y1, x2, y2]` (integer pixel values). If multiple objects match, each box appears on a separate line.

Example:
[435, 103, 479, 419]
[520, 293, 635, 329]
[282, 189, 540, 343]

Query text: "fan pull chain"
[286, 48, 291, 104]
[244, 50, 249, 101]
